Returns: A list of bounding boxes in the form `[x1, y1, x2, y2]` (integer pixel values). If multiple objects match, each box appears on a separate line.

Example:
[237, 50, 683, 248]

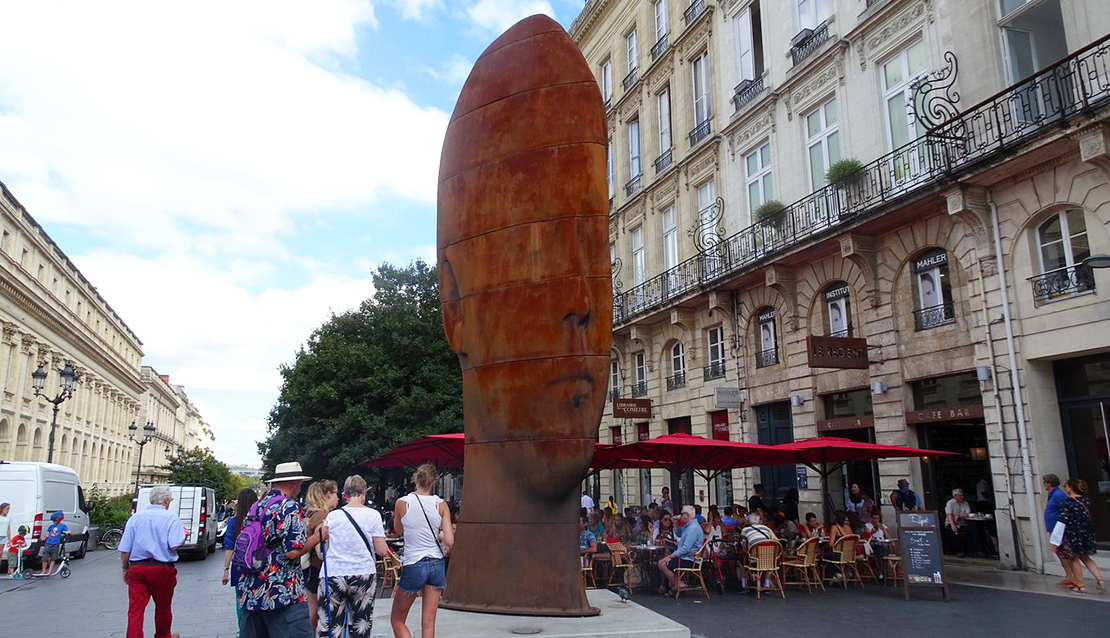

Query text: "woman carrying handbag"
[390, 464, 454, 638]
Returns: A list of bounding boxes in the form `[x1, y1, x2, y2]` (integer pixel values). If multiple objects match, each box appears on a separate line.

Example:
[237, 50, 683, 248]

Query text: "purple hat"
[51, 511, 64, 522]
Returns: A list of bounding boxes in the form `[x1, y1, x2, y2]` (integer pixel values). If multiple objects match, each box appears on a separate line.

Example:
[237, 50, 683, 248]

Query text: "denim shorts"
[398, 557, 446, 594]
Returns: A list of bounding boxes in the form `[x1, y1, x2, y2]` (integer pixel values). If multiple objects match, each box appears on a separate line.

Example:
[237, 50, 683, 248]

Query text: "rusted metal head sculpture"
[436, 14, 610, 616]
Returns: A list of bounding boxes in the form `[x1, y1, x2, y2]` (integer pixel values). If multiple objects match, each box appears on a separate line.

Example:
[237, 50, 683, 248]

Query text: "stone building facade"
[573, 0, 1110, 574]
[0, 182, 215, 494]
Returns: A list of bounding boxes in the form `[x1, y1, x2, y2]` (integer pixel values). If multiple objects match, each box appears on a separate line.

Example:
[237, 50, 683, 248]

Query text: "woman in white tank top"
[390, 464, 454, 638]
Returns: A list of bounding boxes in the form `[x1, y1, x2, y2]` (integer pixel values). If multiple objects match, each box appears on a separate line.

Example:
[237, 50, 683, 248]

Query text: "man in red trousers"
[119, 485, 186, 638]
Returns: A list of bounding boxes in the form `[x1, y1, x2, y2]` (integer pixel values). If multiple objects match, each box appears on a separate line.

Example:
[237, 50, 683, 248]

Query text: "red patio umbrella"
[361, 433, 465, 470]
[769, 437, 958, 524]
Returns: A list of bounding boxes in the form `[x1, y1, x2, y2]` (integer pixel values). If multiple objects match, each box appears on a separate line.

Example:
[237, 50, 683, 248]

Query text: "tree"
[260, 261, 463, 482]
[163, 448, 239, 502]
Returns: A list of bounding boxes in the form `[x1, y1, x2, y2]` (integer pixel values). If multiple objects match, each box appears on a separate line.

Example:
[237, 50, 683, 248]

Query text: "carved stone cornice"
[851, 0, 932, 70]
[679, 137, 721, 191]
[765, 266, 799, 331]
[568, 0, 618, 44]
[672, 5, 715, 65]
[1073, 124, 1110, 179]
[782, 46, 847, 120]
[726, 95, 777, 158]
[839, 234, 881, 308]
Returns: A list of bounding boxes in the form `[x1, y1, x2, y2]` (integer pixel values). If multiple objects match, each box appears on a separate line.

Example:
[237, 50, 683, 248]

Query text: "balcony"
[790, 21, 829, 66]
[632, 381, 648, 397]
[625, 173, 643, 197]
[703, 361, 726, 381]
[688, 119, 712, 146]
[828, 327, 853, 338]
[755, 347, 779, 369]
[665, 371, 686, 391]
[654, 148, 673, 173]
[609, 388, 621, 402]
[604, 97, 612, 111]
[684, 0, 706, 26]
[913, 303, 956, 331]
[610, 34, 1110, 328]
[1030, 264, 1096, 306]
[732, 76, 766, 113]
[622, 68, 639, 91]
[651, 34, 669, 61]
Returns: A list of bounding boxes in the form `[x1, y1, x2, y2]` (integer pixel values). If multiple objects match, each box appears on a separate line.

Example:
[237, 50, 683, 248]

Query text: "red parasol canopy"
[590, 433, 783, 480]
[361, 433, 465, 469]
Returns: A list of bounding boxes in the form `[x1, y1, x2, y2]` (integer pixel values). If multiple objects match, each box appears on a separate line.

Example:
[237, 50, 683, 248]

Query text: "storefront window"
[912, 372, 982, 409]
[823, 389, 874, 419]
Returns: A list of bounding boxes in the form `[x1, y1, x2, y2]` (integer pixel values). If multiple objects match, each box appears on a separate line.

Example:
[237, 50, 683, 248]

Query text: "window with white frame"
[668, 341, 686, 390]
[805, 97, 840, 189]
[824, 281, 852, 337]
[734, 2, 763, 84]
[631, 225, 645, 286]
[654, 0, 668, 43]
[610, 359, 621, 399]
[911, 248, 956, 330]
[628, 118, 641, 180]
[626, 30, 638, 75]
[745, 143, 773, 217]
[882, 40, 928, 151]
[998, 0, 1066, 82]
[798, 0, 830, 31]
[692, 53, 711, 127]
[661, 205, 677, 273]
[658, 88, 672, 155]
[1038, 209, 1090, 275]
[707, 326, 725, 379]
[601, 60, 612, 102]
[634, 351, 647, 396]
[756, 306, 778, 367]
[696, 179, 715, 218]
[607, 139, 614, 200]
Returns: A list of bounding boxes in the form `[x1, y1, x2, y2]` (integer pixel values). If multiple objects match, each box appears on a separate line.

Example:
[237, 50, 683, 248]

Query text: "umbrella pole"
[821, 461, 831, 526]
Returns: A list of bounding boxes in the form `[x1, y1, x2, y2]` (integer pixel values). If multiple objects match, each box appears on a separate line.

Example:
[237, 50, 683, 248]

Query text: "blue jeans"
[398, 557, 446, 594]
[240, 602, 311, 638]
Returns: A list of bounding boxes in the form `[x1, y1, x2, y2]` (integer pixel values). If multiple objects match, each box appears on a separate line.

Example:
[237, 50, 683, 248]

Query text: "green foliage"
[87, 486, 132, 530]
[825, 158, 865, 184]
[755, 199, 786, 221]
[260, 260, 463, 482]
[163, 448, 240, 502]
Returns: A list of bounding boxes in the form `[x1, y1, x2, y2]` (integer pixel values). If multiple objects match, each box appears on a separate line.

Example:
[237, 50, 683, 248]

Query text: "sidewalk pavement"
[946, 563, 1109, 601]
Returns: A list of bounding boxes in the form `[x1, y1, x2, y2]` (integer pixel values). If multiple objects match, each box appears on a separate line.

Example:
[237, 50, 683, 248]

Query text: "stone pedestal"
[372, 589, 690, 638]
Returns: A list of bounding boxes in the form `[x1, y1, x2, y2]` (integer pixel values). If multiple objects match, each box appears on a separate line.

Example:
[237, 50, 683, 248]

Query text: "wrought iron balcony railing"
[604, 97, 612, 111]
[703, 361, 726, 381]
[684, 0, 706, 26]
[1030, 264, 1096, 306]
[651, 34, 670, 61]
[913, 302, 956, 331]
[622, 68, 639, 91]
[755, 347, 779, 369]
[632, 381, 648, 397]
[666, 371, 687, 391]
[828, 327, 853, 338]
[610, 33, 1110, 328]
[625, 173, 642, 197]
[732, 76, 765, 112]
[688, 119, 712, 146]
[790, 22, 829, 66]
[609, 388, 621, 402]
[654, 148, 673, 173]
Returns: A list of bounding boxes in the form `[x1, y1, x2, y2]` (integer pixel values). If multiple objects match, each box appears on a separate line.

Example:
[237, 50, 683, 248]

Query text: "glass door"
[1061, 401, 1110, 546]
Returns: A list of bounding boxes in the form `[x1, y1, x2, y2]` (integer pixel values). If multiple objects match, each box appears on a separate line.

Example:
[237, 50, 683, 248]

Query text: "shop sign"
[613, 398, 652, 419]
[806, 335, 869, 369]
[898, 511, 950, 601]
[714, 386, 742, 409]
[824, 282, 851, 301]
[757, 307, 776, 323]
[913, 249, 948, 273]
[816, 415, 876, 433]
[904, 403, 984, 424]
[796, 466, 808, 489]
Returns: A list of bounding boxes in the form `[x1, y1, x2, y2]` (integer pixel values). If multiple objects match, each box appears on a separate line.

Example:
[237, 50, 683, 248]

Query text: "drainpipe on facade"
[987, 193, 1045, 573]
[973, 248, 1024, 571]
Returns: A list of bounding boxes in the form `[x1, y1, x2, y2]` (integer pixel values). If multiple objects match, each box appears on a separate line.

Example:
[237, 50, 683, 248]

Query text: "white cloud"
[467, 0, 556, 34]
[425, 54, 474, 86]
[390, 0, 442, 20]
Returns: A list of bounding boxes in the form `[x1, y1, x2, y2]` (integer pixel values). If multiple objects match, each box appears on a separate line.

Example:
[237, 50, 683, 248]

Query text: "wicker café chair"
[607, 541, 633, 589]
[782, 536, 824, 593]
[674, 541, 711, 599]
[746, 540, 785, 599]
[821, 534, 864, 589]
[883, 539, 903, 586]
[377, 549, 402, 597]
[581, 552, 597, 589]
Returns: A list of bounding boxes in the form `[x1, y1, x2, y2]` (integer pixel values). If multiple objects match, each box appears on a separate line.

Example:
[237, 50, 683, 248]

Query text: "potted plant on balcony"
[753, 199, 787, 252]
[825, 158, 865, 216]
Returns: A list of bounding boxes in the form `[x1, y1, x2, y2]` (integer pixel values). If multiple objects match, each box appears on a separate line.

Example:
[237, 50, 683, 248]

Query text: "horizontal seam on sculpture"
[478, 26, 563, 58]
[440, 138, 604, 183]
[464, 353, 610, 371]
[439, 216, 605, 250]
[449, 79, 597, 122]
[450, 274, 613, 297]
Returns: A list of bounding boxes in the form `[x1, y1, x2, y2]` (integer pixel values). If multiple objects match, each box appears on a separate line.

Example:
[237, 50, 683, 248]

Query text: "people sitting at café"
[822, 510, 855, 583]
[773, 512, 801, 548]
[587, 511, 609, 554]
[800, 512, 824, 540]
[705, 508, 725, 544]
[739, 511, 778, 591]
[863, 511, 890, 571]
[748, 484, 771, 516]
[636, 514, 654, 544]
[609, 512, 634, 544]
[945, 488, 973, 557]
[845, 483, 875, 527]
[654, 512, 677, 552]
[721, 506, 740, 529]
[579, 516, 597, 558]
[656, 506, 704, 597]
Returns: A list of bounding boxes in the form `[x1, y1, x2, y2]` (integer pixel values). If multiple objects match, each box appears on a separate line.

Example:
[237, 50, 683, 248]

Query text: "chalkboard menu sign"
[897, 511, 950, 601]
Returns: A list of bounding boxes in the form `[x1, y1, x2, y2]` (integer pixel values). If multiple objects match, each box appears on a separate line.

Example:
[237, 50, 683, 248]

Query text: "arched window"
[823, 281, 852, 337]
[1033, 209, 1094, 305]
[756, 306, 779, 368]
[667, 342, 686, 390]
[633, 351, 647, 397]
[911, 248, 955, 330]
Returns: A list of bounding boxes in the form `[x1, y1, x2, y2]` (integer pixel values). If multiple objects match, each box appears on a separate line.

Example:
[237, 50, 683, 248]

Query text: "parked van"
[134, 483, 217, 559]
[0, 461, 93, 562]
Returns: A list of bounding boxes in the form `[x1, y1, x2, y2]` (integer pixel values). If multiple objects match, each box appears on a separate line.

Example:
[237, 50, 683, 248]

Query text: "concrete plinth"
[372, 589, 691, 638]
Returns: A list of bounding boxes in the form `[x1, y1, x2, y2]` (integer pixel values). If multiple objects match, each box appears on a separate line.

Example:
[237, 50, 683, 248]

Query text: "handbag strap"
[339, 508, 375, 559]
[413, 494, 445, 557]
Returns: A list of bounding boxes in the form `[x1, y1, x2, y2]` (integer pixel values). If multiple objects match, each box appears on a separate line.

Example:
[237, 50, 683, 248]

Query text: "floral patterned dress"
[1058, 495, 1097, 558]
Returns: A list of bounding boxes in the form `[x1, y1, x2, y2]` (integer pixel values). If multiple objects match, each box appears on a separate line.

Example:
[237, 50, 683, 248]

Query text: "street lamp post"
[31, 362, 80, 464]
[130, 420, 156, 493]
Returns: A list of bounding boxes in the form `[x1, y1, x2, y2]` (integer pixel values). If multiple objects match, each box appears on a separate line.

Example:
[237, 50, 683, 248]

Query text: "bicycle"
[98, 527, 124, 550]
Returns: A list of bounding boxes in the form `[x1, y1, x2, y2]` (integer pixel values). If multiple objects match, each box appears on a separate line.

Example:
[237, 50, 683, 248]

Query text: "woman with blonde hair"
[305, 480, 338, 631]
[391, 463, 454, 638]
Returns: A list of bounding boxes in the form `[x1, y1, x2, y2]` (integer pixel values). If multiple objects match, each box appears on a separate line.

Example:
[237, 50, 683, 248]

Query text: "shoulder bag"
[413, 494, 447, 557]
[339, 508, 375, 559]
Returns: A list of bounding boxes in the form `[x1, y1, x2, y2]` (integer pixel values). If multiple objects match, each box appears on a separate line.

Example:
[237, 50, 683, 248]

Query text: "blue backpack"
[232, 494, 286, 575]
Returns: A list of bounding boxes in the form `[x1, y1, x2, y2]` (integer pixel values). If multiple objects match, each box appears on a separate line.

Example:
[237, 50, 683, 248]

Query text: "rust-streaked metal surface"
[436, 14, 609, 617]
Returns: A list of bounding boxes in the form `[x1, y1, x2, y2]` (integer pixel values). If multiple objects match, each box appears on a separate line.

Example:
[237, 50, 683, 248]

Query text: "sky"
[0, 0, 586, 466]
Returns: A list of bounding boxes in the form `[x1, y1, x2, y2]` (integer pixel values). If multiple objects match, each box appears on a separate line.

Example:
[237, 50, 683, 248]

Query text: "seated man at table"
[800, 512, 823, 539]
[739, 512, 778, 590]
[579, 516, 597, 562]
[945, 488, 973, 557]
[721, 507, 740, 529]
[863, 511, 890, 571]
[656, 506, 704, 596]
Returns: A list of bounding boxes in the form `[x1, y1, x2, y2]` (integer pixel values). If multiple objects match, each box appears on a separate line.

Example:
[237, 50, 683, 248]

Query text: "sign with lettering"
[796, 465, 808, 489]
[816, 415, 875, 433]
[904, 403, 984, 424]
[898, 510, 950, 601]
[806, 335, 869, 369]
[613, 398, 652, 419]
[824, 282, 850, 301]
[913, 248, 948, 273]
[714, 386, 742, 409]
[757, 307, 776, 323]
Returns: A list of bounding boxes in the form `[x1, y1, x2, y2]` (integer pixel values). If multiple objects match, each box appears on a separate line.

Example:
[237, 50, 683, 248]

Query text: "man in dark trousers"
[119, 485, 186, 638]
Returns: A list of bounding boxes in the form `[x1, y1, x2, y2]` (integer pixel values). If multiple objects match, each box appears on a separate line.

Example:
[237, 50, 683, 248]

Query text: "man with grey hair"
[945, 488, 972, 557]
[655, 505, 704, 596]
[119, 485, 186, 638]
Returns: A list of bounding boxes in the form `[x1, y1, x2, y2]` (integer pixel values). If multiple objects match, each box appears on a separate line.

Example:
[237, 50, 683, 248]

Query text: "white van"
[134, 483, 217, 559]
[0, 461, 93, 562]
